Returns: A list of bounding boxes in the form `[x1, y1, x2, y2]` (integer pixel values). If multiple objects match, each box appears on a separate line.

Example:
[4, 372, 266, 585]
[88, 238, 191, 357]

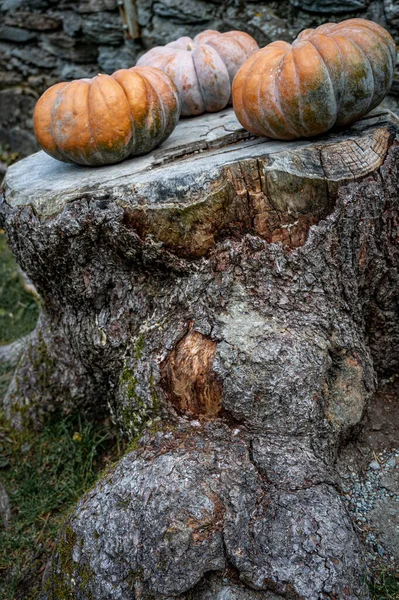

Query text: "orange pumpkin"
[137, 30, 259, 116]
[232, 18, 396, 140]
[33, 66, 181, 166]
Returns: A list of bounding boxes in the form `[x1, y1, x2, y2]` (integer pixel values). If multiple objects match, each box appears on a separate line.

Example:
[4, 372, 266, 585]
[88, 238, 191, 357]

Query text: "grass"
[0, 227, 125, 599]
[0, 231, 39, 345]
[0, 412, 124, 600]
[371, 572, 399, 599]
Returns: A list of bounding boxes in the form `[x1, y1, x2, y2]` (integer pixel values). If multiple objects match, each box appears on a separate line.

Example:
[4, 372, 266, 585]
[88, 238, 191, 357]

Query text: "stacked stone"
[0, 0, 398, 157]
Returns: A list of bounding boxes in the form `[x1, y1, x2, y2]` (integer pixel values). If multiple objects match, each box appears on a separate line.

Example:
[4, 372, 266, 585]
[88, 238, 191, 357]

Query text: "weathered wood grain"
[4, 108, 398, 255]
[4, 108, 396, 213]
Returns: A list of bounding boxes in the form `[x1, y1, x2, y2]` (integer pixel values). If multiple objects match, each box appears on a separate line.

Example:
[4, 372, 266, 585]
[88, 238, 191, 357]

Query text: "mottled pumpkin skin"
[33, 66, 181, 166]
[232, 18, 396, 140]
[137, 30, 259, 116]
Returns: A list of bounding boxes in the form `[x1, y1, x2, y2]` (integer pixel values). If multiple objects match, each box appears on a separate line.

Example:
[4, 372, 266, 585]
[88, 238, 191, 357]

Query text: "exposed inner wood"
[161, 330, 222, 418]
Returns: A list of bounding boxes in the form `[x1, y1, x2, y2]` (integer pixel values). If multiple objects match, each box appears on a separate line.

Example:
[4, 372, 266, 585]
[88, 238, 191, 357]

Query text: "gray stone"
[97, 42, 138, 73]
[81, 12, 124, 45]
[39, 32, 98, 63]
[0, 88, 37, 128]
[77, 0, 118, 13]
[244, 6, 295, 45]
[58, 60, 97, 81]
[370, 460, 381, 470]
[0, 69, 24, 89]
[290, 0, 367, 12]
[0, 25, 37, 42]
[0, 125, 38, 156]
[4, 11, 61, 30]
[384, 0, 399, 24]
[380, 469, 399, 494]
[368, 497, 399, 559]
[153, 0, 216, 23]
[11, 45, 57, 68]
[1, 0, 51, 8]
[62, 11, 82, 38]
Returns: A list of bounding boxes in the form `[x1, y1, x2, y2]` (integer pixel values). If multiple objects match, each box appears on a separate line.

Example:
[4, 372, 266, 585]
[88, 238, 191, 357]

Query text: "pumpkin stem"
[186, 43, 195, 51]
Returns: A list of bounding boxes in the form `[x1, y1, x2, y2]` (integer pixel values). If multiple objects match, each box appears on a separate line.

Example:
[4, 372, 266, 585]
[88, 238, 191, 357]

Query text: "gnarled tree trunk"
[2, 108, 399, 599]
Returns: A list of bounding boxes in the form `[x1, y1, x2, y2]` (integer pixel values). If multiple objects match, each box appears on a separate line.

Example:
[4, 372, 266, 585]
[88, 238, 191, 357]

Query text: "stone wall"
[1, 0, 398, 157]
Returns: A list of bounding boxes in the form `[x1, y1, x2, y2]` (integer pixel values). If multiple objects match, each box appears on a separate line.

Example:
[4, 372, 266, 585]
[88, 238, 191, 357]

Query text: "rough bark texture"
[1, 0, 399, 157]
[2, 108, 399, 599]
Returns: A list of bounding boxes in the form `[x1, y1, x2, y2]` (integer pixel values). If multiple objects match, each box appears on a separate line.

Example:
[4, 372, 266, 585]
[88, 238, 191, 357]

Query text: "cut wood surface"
[5, 107, 395, 208]
[2, 107, 399, 600]
[4, 108, 398, 254]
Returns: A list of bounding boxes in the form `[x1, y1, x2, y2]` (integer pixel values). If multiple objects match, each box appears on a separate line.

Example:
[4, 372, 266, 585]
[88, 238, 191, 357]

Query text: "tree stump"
[2, 107, 399, 600]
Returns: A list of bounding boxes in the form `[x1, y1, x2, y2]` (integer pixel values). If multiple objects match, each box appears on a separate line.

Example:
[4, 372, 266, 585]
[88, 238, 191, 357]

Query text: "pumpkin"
[136, 30, 259, 116]
[232, 18, 396, 140]
[33, 66, 181, 166]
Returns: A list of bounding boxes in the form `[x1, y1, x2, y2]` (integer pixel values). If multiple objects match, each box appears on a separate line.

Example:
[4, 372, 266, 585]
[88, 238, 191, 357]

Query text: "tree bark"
[2, 107, 399, 599]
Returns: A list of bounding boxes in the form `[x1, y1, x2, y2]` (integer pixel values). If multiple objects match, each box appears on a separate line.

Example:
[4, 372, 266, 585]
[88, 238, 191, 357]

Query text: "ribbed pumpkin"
[137, 30, 259, 116]
[33, 66, 181, 166]
[232, 18, 396, 140]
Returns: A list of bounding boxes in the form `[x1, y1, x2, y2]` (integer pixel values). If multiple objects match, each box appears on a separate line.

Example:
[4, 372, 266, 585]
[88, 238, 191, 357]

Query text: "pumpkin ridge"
[335, 23, 395, 75]
[34, 82, 69, 162]
[272, 54, 298, 138]
[231, 51, 259, 134]
[152, 77, 167, 138]
[74, 81, 91, 165]
[54, 80, 91, 164]
[228, 34, 252, 55]
[244, 50, 272, 136]
[163, 69, 180, 114]
[288, 44, 305, 136]
[87, 79, 100, 164]
[339, 27, 391, 71]
[141, 72, 167, 148]
[191, 47, 207, 109]
[91, 75, 131, 164]
[334, 33, 379, 112]
[182, 51, 203, 116]
[49, 82, 74, 164]
[245, 48, 283, 137]
[331, 34, 374, 125]
[147, 68, 181, 137]
[324, 34, 347, 115]
[309, 38, 338, 124]
[345, 36, 376, 113]
[200, 37, 230, 74]
[171, 51, 202, 116]
[110, 72, 137, 156]
[336, 19, 395, 60]
[198, 44, 230, 112]
[136, 74, 159, 152]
